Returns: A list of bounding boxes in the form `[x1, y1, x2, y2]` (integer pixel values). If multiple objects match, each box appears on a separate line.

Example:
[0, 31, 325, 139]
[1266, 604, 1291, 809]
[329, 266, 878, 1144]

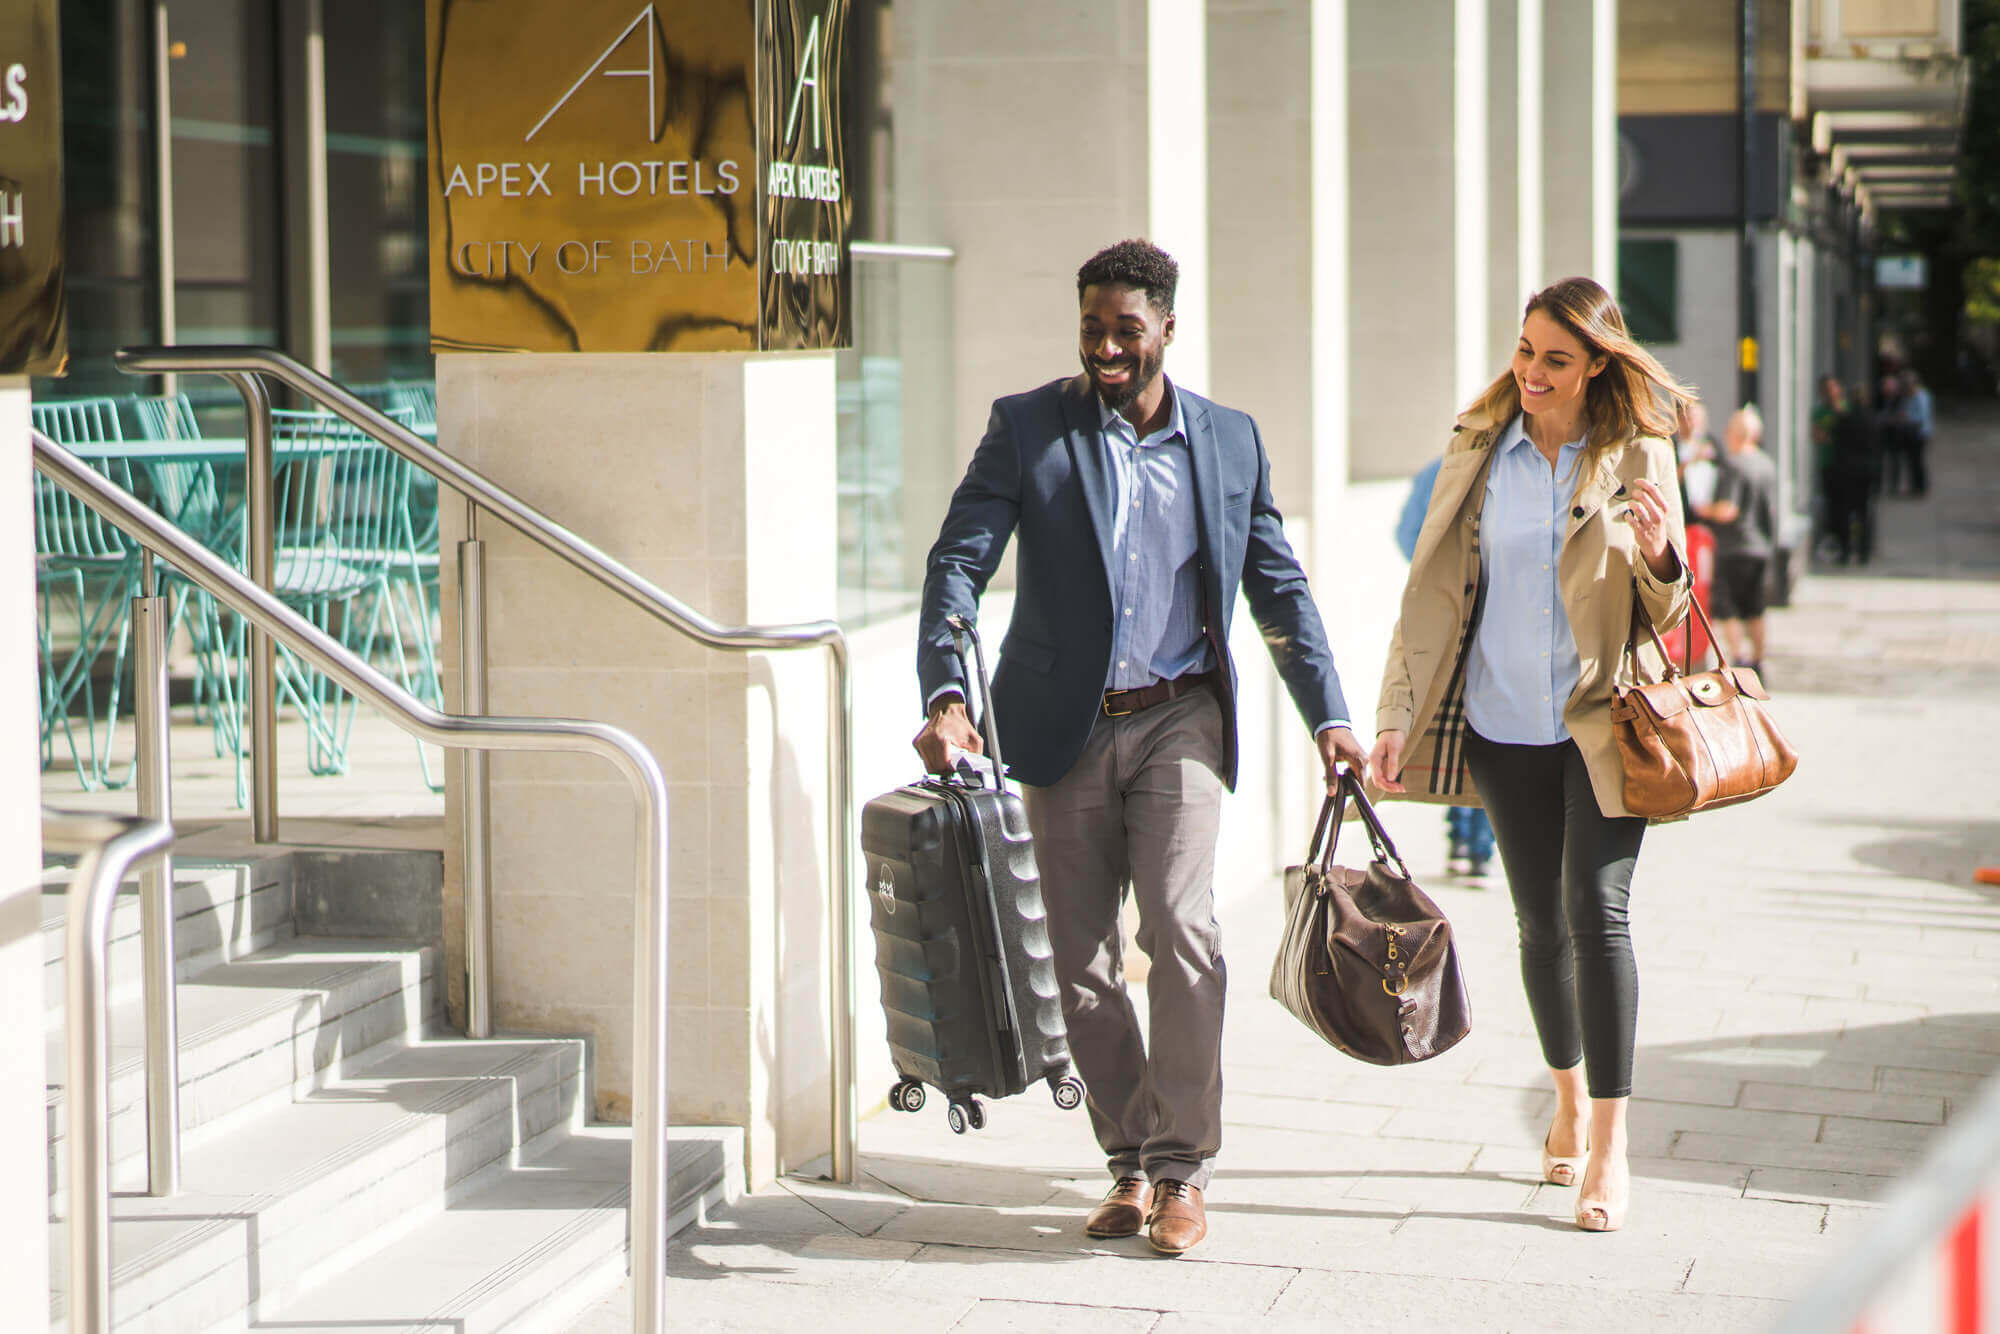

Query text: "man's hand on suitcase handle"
[914, 694, 984, 775]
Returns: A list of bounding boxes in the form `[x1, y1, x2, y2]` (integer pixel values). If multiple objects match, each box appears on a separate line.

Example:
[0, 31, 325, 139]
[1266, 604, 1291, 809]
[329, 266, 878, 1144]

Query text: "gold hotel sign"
[426, 0, 849, 353]
[0, 0, 66, 376]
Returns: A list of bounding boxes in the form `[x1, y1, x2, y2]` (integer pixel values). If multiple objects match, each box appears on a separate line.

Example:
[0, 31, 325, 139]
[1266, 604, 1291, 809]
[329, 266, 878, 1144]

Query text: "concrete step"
[49, 1032, 590, 1333]
[264, 1125, 743, 1333]
[41, 857, 295, 1028]
[46, 938, 439, 1204]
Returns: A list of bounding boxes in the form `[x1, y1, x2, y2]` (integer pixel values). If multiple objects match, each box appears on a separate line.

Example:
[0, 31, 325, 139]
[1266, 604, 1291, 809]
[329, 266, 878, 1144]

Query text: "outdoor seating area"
[32, 381, 443, 803]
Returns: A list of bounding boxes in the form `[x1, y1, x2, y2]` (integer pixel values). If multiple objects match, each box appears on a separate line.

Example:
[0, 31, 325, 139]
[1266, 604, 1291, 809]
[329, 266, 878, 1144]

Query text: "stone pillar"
[1347, 0, 1490, 483]
[1206, 0, 1347, 858]
[1542, 0, 1619, 288]
[892, 0, 1205, 471]
[0, 377, 49, 1332]
[437, 353, 837, 1188]
[1488, 0, 1546, 360]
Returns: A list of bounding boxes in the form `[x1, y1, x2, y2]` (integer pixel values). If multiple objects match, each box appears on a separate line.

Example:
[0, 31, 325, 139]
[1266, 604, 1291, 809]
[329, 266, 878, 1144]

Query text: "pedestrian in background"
[1695, 405, 1778, 677]
[1674, 398, 1719, 522]
[1876, 372, 1913, 497]
[1901, 369, 1933, 497]
[1369, 277, 1693, 1236]
[1827, 381, 1881, 566]
[1395, 458, 1494, 880]
[1811, 375, 1843, 558]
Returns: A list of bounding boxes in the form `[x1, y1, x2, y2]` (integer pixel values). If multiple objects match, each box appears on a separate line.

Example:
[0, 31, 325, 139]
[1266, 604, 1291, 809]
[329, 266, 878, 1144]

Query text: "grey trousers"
[1022, 686, 1227, 1190]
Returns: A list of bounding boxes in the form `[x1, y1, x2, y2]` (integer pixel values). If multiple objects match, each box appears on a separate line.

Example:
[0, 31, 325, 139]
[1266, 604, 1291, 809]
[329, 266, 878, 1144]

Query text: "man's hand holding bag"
[1269, 771, 1471, 1065]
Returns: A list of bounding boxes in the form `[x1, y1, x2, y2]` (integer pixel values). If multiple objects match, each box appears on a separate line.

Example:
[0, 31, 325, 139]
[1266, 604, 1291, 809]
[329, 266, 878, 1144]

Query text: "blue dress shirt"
[1464, 414, 1583, 746]
[1098, 386, 1214, 691]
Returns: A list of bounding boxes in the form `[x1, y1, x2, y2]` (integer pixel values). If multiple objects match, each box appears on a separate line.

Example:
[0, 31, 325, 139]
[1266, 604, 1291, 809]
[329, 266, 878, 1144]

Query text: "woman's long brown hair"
[1463, 277, 1697, 474]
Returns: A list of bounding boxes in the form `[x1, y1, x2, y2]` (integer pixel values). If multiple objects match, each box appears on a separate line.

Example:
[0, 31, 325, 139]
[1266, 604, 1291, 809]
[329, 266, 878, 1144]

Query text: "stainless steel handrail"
[33, 433, 680, 1334]
[45, 810, 175, 1334]
[849, 241, 956, 262]
[114, 343, 860, 1187]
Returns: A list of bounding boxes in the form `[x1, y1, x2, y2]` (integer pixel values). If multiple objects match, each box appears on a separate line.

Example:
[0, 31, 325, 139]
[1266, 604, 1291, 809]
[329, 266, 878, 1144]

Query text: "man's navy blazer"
[918, 374, 1349, 790]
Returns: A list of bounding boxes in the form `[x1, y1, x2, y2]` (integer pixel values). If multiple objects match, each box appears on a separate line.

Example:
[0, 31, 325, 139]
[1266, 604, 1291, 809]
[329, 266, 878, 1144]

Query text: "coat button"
[1615, 485, 1628, 496]
[1463, 583, 1474, 594]
[1571, 506, 1584, 518]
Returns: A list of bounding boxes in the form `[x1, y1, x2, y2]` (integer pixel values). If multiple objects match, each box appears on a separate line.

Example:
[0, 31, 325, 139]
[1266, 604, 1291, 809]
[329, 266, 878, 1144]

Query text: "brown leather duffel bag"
[1270, 772, 1470, 1065]
[1611, 574, 1798, 820]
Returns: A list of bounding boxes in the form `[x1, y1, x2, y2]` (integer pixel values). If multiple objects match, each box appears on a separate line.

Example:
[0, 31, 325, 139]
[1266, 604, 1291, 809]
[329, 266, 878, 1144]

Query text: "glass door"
[163, 0, 282, 350]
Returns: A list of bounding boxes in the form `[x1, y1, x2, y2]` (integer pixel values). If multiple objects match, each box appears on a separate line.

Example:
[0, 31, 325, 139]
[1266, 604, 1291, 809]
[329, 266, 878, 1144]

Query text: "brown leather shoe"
[1083, 1177, 1152, 1238]
[1146, 1179, 1206, 1255]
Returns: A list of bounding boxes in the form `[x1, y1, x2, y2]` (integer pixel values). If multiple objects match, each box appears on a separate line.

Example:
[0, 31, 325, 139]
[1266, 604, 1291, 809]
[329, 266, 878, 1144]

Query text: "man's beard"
[1083, 346, 1165, 410]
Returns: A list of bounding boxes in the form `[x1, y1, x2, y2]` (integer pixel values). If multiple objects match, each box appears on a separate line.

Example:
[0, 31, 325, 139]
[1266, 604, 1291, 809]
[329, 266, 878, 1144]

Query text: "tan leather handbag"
[1610, 574, 1798, 819]
[1270, 773, 1471, 1065]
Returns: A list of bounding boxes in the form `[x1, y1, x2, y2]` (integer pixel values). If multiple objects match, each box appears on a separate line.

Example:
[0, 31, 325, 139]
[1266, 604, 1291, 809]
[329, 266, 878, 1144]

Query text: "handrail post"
[459, 500, 494, 1038]
[221, 370, 279, 843]
[629, 775, 672, 1334]
[828, 640, 856, 1184]
[53, 813, 176, 1334]
[133, 557, 182, 1196]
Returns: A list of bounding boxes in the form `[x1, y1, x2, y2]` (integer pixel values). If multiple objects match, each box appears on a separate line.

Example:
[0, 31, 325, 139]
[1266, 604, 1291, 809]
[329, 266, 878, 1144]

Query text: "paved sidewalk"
[567, 403, 2000, 1333]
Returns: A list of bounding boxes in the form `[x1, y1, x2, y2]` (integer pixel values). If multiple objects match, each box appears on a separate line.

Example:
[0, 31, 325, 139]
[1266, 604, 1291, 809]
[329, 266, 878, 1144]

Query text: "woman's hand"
[1625, 478, 1679, 580]
[1368, 729, 1408, 794]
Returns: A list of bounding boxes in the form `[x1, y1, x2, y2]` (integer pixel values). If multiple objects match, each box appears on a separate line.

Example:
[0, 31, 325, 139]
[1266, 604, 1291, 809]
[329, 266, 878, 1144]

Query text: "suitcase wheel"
[947, 1102, 968, 1135]
[888, 1079, 926, 1114]
[1049, 1075, 1086, 1111]
[967, 1099, 985, 1130]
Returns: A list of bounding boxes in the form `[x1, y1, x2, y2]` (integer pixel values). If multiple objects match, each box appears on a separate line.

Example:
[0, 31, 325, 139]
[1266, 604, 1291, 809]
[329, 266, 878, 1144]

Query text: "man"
[1695, 405, 1778, 675]
[1902, 369, 1934, 497]
[912, 239, 1364, 1256]
[1825, 381, 1881, 566]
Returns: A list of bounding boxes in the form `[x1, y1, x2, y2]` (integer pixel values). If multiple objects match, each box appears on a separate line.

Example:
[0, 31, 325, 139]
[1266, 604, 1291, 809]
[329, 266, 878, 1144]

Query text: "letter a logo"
[783, 13, 824, 152]
[526, 3, 667, 144]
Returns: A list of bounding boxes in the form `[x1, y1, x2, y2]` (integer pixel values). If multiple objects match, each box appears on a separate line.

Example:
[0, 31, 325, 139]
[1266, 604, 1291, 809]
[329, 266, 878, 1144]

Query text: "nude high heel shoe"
[1541, 1129, 1585, 1188]
[1574, 1154, 1630, 1233]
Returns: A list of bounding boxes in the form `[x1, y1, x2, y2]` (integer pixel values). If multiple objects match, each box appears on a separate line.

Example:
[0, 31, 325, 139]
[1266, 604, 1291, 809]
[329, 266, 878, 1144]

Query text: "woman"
[1366, 277, 1693, 1234]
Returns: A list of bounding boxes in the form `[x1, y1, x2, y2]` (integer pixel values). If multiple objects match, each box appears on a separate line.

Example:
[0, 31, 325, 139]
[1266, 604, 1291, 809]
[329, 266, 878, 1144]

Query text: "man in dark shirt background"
[1695, 405, 1779, 676]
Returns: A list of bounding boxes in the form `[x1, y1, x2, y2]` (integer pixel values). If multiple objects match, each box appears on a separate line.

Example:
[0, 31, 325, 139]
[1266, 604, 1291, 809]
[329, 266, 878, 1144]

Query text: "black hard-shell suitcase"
[861, 615, 1085, 1133]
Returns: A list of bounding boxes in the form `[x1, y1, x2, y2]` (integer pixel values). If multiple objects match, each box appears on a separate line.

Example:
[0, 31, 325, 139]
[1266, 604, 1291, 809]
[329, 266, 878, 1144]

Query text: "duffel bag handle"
[1305, 769, 1411, 882]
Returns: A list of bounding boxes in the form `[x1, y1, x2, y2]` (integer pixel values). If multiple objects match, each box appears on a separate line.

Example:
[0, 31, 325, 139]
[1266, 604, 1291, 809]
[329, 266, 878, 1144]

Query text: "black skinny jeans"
[1462, 728, 1645, 1099]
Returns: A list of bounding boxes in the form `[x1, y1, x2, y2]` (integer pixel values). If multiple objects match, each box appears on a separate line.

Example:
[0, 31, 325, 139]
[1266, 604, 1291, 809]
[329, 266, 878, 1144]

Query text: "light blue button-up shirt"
[1464, 414, 1583, 746]
[1099, 387, 1214, 691]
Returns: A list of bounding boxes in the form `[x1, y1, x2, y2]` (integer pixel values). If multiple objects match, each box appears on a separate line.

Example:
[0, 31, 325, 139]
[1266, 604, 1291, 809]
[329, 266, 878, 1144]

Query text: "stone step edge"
[48, 1125, 741, 1334]
[275, 1126, 744, 1334]
[44, 942, 438, 1138]
[48, 1037, 587, 1325]
[43, 860, 293, 1041]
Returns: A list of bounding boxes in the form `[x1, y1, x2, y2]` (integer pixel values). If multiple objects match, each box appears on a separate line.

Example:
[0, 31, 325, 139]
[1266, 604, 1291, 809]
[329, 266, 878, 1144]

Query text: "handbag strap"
[1319, 770, 1413, 881]
[1623, 540, 1730, 685]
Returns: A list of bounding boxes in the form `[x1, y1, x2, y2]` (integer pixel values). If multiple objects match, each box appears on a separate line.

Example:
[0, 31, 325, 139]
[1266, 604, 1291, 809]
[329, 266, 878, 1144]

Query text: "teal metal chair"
[130, 392, 244, 750]
[239, 408, 430, 783]
[32, 397, 143, 790]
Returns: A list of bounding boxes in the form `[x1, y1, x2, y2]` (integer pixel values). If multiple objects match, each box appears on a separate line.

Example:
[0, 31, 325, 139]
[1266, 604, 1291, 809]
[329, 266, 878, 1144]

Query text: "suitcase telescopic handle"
[945, 614, 1008, 794]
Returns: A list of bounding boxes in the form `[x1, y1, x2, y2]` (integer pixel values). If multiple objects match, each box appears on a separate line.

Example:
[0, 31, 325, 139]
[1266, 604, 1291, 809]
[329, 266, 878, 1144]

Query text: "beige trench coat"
[1374, 416, 1694, 820]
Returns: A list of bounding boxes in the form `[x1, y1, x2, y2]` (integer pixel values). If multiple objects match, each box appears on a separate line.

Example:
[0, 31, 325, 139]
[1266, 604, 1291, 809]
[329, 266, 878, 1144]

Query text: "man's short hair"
[1076, 239, 1178, 316]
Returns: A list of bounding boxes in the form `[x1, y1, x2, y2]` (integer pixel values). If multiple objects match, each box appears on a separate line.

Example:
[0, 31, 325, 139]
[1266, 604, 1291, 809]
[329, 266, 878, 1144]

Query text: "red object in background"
[1659, 523, 1716, 669]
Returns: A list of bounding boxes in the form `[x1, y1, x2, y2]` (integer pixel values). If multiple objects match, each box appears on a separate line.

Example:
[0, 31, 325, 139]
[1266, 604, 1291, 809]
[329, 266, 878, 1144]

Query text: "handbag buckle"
[1381, 975, 1409, 997]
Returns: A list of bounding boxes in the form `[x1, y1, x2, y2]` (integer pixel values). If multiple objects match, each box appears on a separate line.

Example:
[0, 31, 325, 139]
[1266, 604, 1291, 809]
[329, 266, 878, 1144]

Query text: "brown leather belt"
[1102, 670, 1216, 719]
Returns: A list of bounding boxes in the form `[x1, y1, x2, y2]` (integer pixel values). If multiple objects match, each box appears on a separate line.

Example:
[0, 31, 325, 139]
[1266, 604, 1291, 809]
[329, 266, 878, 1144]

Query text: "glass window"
[323, 0, 430, 386]
[167, 0, 282, 350]
[39, 0, 157, 400]
[1619, 237, 1679, 345]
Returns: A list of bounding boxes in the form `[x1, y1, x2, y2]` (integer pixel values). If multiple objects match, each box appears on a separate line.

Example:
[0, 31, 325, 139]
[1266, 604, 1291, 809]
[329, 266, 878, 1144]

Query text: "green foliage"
[1966, 256, 2000, 324]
